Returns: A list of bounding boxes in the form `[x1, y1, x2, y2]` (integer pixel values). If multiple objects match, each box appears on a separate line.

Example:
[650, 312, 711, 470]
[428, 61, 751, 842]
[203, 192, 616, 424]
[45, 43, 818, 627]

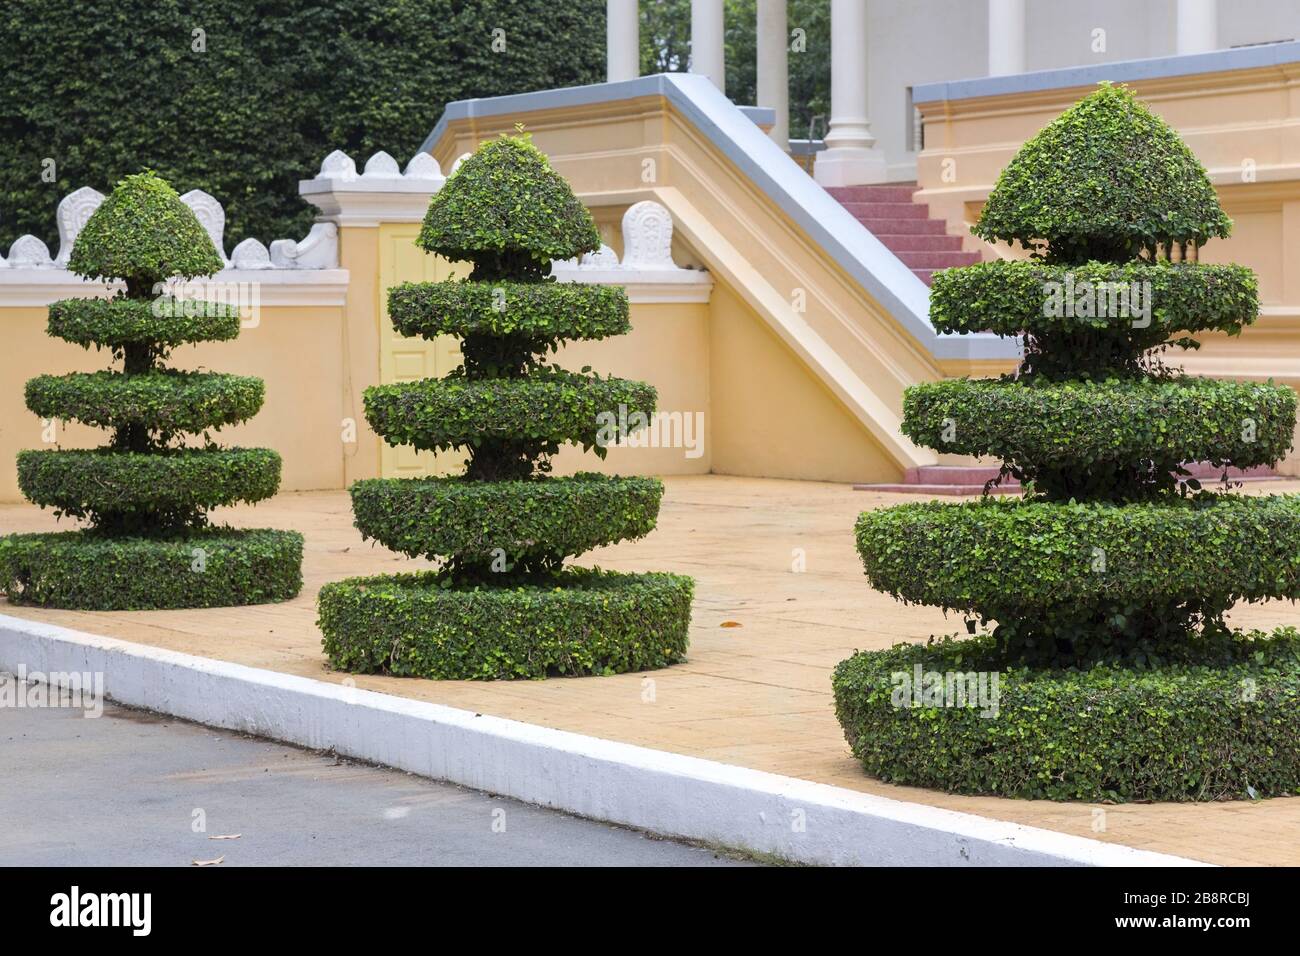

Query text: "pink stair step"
[875, 234, 964, 252]
[913, 269, 936, 285]
[895, 250, 982, 268]
[826, 185, 919, 203]
[839, 201, 929, 219]
[856, 217, 948, 235]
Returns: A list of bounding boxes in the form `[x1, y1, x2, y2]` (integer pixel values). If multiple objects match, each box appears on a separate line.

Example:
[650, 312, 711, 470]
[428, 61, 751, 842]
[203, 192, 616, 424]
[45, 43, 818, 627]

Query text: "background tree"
[640, 0, 830, 137]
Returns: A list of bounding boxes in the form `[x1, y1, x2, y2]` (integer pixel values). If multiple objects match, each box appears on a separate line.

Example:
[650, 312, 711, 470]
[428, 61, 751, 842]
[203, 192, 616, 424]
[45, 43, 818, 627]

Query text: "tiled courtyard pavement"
[4, 474, 1299, 865]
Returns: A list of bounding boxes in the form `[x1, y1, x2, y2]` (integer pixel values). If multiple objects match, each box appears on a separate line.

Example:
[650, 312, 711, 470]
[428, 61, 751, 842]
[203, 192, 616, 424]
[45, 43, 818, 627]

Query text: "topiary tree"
[317, 134, 693, 680]
[833, 84, 1300, 801]
[0, 171, 303, 610]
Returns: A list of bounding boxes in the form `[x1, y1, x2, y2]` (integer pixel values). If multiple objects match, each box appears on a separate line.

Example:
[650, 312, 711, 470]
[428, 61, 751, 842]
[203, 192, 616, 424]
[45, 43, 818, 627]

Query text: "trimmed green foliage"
[0, 0, 607, 253]
[418, 135, 600, 278]
[325, 134, 691, 679]
[972, 83, 1231, 263]
[2, 169, 299, 610]
[855, 495, 1300, 663]
[832, 631, 1300, 801]
[388, 280, 630, 344]
[363, 372, 656, 456]
[17, 448, 281, 528]
[48, 296, 241, 350]
[0, 528, 303, 610]
[68, 171, 223, 289]
[26, 371, 266, 437]
[840, 83, 1298, 800]
[931, 260, 1257, 338]
[350, 474, 664, 567]
[903, 376, 1295, 499]
[318, 569, 694, 679]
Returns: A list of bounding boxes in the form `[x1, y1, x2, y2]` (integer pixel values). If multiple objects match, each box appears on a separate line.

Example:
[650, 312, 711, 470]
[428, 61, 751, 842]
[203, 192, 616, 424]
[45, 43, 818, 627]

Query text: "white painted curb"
[0, 612, 1208, 867]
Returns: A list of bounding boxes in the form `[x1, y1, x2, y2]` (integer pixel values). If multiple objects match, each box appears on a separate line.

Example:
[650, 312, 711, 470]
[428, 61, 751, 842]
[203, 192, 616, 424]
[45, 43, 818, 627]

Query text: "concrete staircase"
[825, 183, 980, 285]
[856, 463, 1282, 496]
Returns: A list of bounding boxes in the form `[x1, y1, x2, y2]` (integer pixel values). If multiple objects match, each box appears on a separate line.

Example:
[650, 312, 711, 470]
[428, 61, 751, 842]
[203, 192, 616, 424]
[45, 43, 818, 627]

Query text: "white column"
[607, 0, 640, 83]
[756, 0, 789, 147]
[987, 0, 1025, 76]
[690, 0, 725, 92]
[814, 0, 887, 186]
[1176, 0, 1217, 55]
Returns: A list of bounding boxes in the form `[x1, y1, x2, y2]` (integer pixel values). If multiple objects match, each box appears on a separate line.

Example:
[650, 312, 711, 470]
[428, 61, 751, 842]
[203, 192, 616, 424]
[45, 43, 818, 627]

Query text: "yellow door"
[377, 223, 469, 478]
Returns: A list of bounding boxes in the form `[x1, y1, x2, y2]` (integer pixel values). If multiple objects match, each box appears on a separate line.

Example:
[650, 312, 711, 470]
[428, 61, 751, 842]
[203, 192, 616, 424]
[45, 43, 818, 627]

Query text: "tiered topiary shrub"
[0, 172, 303, 610]
[317, 134, 693, 680]
[833, 84, 1300, 802]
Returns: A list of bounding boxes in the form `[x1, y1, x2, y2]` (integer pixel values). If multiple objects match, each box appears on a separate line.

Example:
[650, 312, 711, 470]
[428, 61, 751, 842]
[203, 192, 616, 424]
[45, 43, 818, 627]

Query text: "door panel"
[378, 224, 469, 478]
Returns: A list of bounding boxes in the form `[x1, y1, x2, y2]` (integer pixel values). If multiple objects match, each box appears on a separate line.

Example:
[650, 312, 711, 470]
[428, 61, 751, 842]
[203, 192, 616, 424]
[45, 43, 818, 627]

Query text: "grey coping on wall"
[913, 40, 1300, 104]
[420, 73, 1017, 362]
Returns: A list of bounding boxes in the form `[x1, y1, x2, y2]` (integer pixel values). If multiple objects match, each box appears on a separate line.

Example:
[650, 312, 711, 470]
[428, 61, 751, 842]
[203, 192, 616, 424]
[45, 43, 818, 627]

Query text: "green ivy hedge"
[902, 376, 1296, 490]
[832, 630, 1300, 801]
[318, 568, 694, 679]
[47, 296, 242, 349]
[26, 370, 265, 434]
[17, 447, 281, 520]
[363, 371, 656, 454]
[350, 474, 663, 563]
[929, 260, 1258, 339]
[388, 280, 630, 344]
[0, 527, 303, 610]
[0, 0, 607, 252]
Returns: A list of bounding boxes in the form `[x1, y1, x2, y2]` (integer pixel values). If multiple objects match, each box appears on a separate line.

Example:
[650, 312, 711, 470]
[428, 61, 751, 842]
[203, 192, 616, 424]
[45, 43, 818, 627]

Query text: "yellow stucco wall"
[0, 301, 346, 503]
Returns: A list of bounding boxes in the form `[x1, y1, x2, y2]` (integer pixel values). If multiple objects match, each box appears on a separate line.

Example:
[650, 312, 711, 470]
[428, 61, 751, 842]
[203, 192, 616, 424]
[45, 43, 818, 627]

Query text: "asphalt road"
[0, 686, 752, 867]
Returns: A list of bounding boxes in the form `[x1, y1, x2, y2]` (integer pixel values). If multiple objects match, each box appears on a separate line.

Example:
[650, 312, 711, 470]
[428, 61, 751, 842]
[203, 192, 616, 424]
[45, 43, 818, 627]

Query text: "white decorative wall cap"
[180, 189, 229, 262]
[300, 149, 446, 224]
[55, 186, 106, 265]
[7, 235, 55, 269]
[549, 199, 711, 302]
[30, 184, 337, 272]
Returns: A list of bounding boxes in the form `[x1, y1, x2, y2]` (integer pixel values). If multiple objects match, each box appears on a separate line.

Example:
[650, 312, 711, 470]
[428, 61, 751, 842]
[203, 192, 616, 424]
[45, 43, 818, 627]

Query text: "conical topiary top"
[972, 83, 1231, 263]
[68, 171, 223, 291]
[417, 135, 600, 278]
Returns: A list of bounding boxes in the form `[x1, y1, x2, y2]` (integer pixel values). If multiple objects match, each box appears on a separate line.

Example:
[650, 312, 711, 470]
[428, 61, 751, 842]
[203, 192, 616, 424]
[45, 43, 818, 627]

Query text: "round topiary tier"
[17, 448, 282, 519]
[350, 474, 664, 562]
[832, 631, 1300, 801]
[388, 281, 630, 342]
[318, 569, 694, 679]
[25, 371, 265, 434]
[857, 494, 1300, 619]
[47, 297, 242, 348]
[363, 372, 657, 452]
[903, 376, 1295, 479]
[929, 260, 1258, 338]
[0, 527, 303, 610]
